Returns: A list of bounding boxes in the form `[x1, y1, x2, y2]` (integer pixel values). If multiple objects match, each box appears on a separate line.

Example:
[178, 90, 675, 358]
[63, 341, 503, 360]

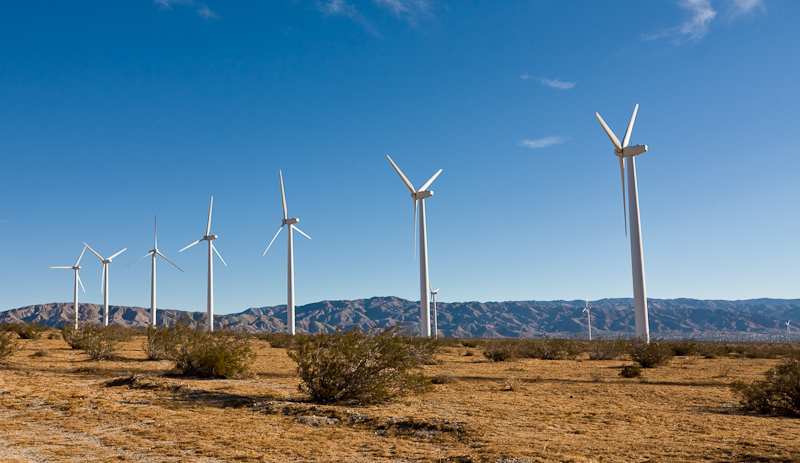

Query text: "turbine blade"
[387, 155, 416, 193]
[622, 104, 639, 148]
[179, 239, 202, 253]
[619, 156, 628, 237]
[77, 272, 86, 293]
[127, 251, 154, 266]
[108, 248, 127, 260]
[293, 226, 311, 240]
[413, 199, 418, 260]
[211, 243, 227, 266]
[596, 112, 622, 151]
[51, 266, 72, 269]
[83, 243, 104, 261]
[419, 169, 442, 192]
[280, 170, 288, 220]
[433, 288, 440, 293]
[100, 264, 106, 293]
[156, 251, 183, 272]
[263, 225, 284, 256]
[75, 245, 87, 267]
[206, 196, 214, 236]
[154, 215, 158, 248]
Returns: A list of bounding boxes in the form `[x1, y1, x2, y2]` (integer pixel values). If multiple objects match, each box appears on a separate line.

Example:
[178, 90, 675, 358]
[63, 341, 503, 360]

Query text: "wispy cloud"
[536, 77, 576, 90]
[676, 0, 717, 42]
[154, 0, 219, 20]
[520, 136, 566, 150]
[372, 0, 430, 20]
[316, 0, 431, 35]
[646, 0, 763, 45]
[727, 0, 764, 18]
[319, 0, 380, 37]
[519, 74, 530, 80]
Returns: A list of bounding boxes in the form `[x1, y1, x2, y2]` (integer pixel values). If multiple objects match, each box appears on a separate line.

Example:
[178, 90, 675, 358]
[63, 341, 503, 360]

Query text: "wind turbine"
[51, 246, 88, 329]
[129, 217, 183, 327]
[583, 300, 592, 341]
[179, 196, 226, 332]
[596, 104, 651, 342]
[263, 170, 311, 335]
[387, 155, 442, 338]
[787, 321, 792, 335]
[430, 285, 440, 338]
[83, 243, 127, 327]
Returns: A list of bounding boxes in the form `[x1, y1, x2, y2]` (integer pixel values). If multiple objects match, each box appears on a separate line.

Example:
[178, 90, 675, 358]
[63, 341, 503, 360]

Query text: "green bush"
[289, 325, 438, 404]
[732, 357, 800, 416]
[518, 337, 582, 360]
[620, 364, 642, 378]
[668, 339, 699, 356]
[173, 329, 256, 379]
[60, 324, 123, 360]
[0, 330, 19, 362]
[631, 339, 674, 368]
[587, 338, 631, 360]
[482, 339, 519, 362]
[1, 322, 46, 340]
[143, 325, 182, 361]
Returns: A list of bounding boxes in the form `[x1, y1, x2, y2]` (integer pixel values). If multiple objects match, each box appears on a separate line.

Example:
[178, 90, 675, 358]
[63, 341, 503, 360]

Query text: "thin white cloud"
[727, 0, 764, 17]
[196, 4, 220, 19]
[520, 136, 566, 150]
[153, 0, 219, 20]
[372, 0, 430, 20]
[536, 77, 576, 90]
[519, 74, 530, 80]
[319, 0, 381, 37]
[677, 0, 717, 42]
[647, 0, 763, 45]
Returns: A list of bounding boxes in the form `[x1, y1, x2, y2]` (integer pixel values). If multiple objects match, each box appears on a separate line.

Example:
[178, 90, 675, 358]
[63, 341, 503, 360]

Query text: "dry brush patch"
[0, 334, 799, 462]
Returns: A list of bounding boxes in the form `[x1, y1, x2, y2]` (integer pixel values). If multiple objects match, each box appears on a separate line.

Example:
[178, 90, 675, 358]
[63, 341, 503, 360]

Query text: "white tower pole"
[207, 239, 214, 332]
[73, 271, 80, 329]
[287, 225, 296, 335]
[103, 264, 110, 327]
[627, 156, 649, 343]
[419, 199, 431, 338]
[432, 291, 438, 337]
[151, 252, 157, 327]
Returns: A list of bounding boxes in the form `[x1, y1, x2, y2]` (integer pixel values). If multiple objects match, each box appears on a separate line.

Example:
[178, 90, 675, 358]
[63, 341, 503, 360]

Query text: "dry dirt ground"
[1, 334, 799, 462]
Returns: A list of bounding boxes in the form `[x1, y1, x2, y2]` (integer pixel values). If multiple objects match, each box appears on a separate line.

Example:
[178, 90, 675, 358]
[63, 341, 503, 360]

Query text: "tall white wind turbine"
[387, 155, 442, 338]
[430, 285, 440, 338]
[596, 104, 651, 342]
[51, 246, 88, 329]
[787, 321, 792, 335]
[263, 170, 311, 335]
[130, 217, 183, 327]
[83, 243, 127, 327]
[583, 300, 592, 341]
[179, 197, 227, 332]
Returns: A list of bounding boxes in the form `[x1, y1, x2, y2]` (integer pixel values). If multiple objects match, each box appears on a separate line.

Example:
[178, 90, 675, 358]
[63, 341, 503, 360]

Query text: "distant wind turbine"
[387, 155, 442, 338]
[83, 243, 127, 327]
[179, 197, 226, 332]
[51, 245, 88, 329]
[430, 285, 440, 338]
[263, 171, 311, 335]
[129, 217, 183, 327]
[596, 104, 651, 342]
[583, 300, 592, 341]
[787, 321, 792, 335]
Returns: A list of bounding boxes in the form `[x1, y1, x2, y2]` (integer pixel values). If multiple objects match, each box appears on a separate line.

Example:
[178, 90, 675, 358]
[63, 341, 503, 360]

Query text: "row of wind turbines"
[53, 105, 653, 340]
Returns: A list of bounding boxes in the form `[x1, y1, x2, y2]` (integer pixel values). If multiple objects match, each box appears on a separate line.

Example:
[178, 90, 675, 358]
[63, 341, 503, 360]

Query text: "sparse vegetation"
[1, 322, 47, 340]
[289, 325, 437, 404]
[587, 337, 630, 360]
[518, 337, 582, 360]
[0, 330, 19, 361]
[482, 339, 519, 362]
[732, 357, 800, 416]
[631, 339, 674, 368]
[667, 338, 699, 357]
[620, 364, 643, 378]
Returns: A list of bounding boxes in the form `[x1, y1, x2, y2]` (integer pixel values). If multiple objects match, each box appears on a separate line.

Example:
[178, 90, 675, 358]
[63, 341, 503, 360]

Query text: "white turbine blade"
[433, 288, 440, 293]
[127, 251, 154, 266]
[280, 170, 288, 220]
[51, 266, 72, 269]
[206, 196, 214, 236]
[83, 243, 104, 261]
[418, 169, 442, 192]
[622, 104, 639, 148]
[109, 248, 127, 260]
[595, 112, 622, 151]
[387, 155, 416, 193]
[100, 264, 106, 293]
[179, 239, 202, 253]
[263, 225, 284, 256]
[75, 246, 87, 267]
[154, 216, 158, 248]
[619, 156, 628, 237]
[211, 243, 227, 266]
[156, 251, 183, 272]
[77, 272, 86, 293]
[293, 226, 311, 240]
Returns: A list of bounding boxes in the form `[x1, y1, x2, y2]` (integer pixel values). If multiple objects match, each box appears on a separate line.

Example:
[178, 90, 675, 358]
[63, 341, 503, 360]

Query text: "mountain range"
[2, 297, 799, 338]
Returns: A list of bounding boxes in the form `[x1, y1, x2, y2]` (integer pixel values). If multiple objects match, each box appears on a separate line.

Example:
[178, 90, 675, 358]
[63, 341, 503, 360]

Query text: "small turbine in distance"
[129, 216, 183, 327]
[430, 285, 440, 338]
[787, 321, 792, 335]
[83, 243, 127, 327]
[596, 104, 651, 343]
[51, 245, 88, 329]
[179, 197, 227, 332]
[583, 300, 592, 341]
[263, 170, 311, 336]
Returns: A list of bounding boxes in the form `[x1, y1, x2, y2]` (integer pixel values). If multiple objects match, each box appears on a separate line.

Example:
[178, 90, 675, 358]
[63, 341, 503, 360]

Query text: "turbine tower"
[263, 170, 311, 335]
[430, 285, 440, 338]
[83, 243, 127, 327]
[51, 245, 88, 329]
[180, 197, 226, 332]
[583, 300, 592, 341]
[596, 104, 651, 342]
[130, 217, 183, 327]
[387, 155, 442, 338]
[787, 321, 792, 335]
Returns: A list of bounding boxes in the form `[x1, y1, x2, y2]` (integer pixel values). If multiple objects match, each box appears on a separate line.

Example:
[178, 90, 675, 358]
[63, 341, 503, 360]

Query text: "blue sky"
[1, 0, 797, 314]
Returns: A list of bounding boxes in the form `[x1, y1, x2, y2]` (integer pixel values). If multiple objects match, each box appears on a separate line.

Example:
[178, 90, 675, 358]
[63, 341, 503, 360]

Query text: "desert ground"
[1, 333, 799, 462]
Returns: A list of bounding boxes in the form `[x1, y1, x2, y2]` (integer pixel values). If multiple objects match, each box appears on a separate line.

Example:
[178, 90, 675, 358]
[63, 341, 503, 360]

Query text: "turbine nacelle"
[616, 144, 648, 158]
[203, 234, 218, 241]
[283, 217, 299, 225]
[412, 191, 434, 200]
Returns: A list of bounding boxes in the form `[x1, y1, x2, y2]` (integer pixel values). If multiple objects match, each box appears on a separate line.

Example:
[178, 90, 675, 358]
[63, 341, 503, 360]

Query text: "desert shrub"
[143, 325, 182, 360]
[435, 337, 463, 348]
[0, 330, 19, 361]
[518, 337, 582, 360]
[1, 322, 46, 340]
[696, 342, 727, 359]
[631, 339, 674, 368]
[732, 358, 800, 416]
[461, 339, 481, 348]
[60, 324, 84, 350]
[47, 331, 61, 340]
[668, 338, 699, 356]
[60, 324, 122, 360]
[289, 325, 438, 404]
[620, 364, 642, 378]
[173, 328, 256, 378]
[256, 332, 299, 349]
[482, 339, 519, 362]
[587, 338, 630, 360]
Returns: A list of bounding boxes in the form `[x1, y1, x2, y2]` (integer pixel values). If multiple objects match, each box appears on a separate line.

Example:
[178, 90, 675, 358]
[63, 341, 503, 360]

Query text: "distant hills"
[2, 297, 800, 338]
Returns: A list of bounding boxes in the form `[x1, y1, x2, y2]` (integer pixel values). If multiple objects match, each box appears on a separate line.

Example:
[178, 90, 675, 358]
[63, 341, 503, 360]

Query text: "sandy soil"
[1, 335, 798, 462]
